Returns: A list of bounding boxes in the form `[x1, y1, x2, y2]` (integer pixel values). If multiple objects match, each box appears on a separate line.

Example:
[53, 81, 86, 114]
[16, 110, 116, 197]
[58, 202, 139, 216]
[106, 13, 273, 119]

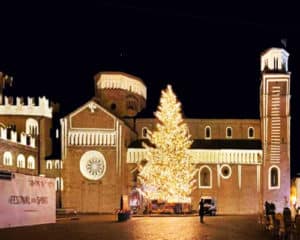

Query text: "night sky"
[1, 2, 300, 176]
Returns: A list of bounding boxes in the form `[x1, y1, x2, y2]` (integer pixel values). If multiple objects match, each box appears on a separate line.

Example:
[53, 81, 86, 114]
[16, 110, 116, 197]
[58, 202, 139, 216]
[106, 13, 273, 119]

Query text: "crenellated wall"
[0, 96, 52, 118]
[0, 127, 35, 148]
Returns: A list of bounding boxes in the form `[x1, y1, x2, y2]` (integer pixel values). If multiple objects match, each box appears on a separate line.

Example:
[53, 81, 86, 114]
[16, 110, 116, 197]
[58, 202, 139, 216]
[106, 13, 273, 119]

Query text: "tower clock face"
[79, 151, 106, 180]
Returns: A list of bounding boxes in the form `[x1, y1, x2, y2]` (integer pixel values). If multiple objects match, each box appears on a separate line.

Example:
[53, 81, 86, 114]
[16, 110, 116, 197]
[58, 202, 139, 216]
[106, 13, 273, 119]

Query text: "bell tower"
[260, 48, 291, 211]
[94, 72, 146, 118]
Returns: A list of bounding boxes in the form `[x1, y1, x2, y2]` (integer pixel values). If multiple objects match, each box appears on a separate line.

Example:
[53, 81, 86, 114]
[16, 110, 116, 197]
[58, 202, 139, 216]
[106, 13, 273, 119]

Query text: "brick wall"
[191, 164, 260, 214]
[135, 118, 261, 140]
[96, 89, 146, 117]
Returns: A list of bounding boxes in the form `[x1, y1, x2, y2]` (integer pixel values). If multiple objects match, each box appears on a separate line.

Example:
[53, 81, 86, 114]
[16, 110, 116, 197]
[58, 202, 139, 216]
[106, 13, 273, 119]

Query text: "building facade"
[0, 48, 291, 214]
[0, 94, 53, 178]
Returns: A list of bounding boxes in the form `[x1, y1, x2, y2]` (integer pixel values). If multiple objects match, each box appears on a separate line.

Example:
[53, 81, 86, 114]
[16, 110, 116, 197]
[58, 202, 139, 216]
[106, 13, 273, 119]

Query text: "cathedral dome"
[94, 72, 147, 117]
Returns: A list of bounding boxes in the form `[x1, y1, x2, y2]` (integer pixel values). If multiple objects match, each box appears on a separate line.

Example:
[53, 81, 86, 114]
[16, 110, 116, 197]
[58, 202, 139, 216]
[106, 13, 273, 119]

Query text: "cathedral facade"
[0, 48, 291, 214]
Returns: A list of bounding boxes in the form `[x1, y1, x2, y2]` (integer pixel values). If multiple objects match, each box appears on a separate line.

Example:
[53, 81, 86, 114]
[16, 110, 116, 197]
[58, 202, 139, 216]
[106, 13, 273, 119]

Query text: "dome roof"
[94, 71, 147, 99]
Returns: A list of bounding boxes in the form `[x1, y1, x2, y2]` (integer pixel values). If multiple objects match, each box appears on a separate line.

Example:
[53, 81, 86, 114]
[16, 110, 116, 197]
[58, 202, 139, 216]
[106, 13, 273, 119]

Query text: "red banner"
[0, 173, 56, 228]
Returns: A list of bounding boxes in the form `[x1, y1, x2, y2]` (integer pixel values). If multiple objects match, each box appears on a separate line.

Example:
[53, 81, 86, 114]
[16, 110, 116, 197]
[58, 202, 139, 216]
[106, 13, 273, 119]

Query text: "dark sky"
[1, 2, 300, 176]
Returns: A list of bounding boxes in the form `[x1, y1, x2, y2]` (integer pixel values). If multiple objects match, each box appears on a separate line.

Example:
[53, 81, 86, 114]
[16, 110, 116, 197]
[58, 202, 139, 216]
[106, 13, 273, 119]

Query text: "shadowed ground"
[0, 214, 273, 240]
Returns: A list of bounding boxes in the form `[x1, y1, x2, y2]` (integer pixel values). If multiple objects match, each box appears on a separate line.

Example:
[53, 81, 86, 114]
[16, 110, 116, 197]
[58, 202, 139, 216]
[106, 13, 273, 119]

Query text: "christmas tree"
[138, 85, 196, 203]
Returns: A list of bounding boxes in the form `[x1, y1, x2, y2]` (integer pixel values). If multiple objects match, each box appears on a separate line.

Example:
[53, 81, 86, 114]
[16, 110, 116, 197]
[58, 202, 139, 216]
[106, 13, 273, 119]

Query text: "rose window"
[86, 158, 105, 177]
[80, 151, 106, 180]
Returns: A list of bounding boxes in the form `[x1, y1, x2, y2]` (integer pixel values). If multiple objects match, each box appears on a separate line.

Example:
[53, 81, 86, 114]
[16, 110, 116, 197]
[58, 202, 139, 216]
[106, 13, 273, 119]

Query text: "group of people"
[264, 201, 276, 216]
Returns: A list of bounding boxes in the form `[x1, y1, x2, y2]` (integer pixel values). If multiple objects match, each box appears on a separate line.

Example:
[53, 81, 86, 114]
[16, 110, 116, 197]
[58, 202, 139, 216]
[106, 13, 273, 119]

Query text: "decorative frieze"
[97, 73, 147, 99]
[127, 149, 148, 164]
[126, 148, 263, 165]
[68, 130, 116, 146]
[189, 149, 262, 164]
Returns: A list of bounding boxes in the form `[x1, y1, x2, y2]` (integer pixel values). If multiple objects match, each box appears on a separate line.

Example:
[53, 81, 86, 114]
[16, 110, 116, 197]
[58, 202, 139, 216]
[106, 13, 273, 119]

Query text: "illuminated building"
[0, 48, 291, 214]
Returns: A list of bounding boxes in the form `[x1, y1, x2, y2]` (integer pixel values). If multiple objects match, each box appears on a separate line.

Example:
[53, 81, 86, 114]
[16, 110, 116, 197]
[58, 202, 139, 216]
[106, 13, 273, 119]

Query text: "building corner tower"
[260, 48, 291, 211]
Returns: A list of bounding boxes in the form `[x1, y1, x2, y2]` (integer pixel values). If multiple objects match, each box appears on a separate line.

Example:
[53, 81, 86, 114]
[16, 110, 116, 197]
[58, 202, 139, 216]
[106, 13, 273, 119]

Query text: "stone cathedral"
[0, 48, 291, 214]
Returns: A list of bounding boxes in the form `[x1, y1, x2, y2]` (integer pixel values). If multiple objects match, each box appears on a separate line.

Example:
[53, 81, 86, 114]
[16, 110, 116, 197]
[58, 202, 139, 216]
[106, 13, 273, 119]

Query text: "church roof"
[261, 47, 289, 56]
[129, 138, 262, 150]
[94, 71, 146, 85]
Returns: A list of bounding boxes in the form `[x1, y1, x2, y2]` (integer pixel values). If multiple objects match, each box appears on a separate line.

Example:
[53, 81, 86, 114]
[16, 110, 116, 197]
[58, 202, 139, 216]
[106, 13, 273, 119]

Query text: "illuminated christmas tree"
[138, 85, 196, 203]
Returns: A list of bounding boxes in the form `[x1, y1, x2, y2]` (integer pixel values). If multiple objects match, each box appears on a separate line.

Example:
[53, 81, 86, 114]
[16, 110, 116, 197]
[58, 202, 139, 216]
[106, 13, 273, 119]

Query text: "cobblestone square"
[0, 214, 273, 240]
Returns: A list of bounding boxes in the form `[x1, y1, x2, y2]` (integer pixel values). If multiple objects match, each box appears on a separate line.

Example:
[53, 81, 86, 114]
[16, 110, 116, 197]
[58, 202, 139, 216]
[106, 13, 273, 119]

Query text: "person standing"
[199, 199, 205, 223]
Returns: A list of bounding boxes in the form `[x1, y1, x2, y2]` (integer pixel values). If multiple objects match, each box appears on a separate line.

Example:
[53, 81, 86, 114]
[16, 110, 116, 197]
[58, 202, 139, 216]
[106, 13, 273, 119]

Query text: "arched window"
[248, 127, 255, 138]
[142, 127, 148, 138]
[226, 127, 232, 138]
[56, 129, 59, 139]
[126, 96, 138, 111]
[27, 155, 35, 169]
[205, 126, 211, 139]
[199, 166, 212, 188]
[274, 57, 279, 70]
[3, 151, 13, 166]
[46, 160, 52, 169]
[17, 154, 26, 168]
[269, 165, 280, 189]
[55, 160, 60, 169]
[26, 118, 39, 136]
[55, 177, 64, 191]
[55, 177, 60, 191]
[264, 59, 269, 70]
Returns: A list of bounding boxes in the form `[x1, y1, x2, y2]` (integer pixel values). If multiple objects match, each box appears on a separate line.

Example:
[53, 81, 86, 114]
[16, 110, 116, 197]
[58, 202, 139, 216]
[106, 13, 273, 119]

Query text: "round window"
[219, 164, 232, 179]
[80, 151, 106, 181]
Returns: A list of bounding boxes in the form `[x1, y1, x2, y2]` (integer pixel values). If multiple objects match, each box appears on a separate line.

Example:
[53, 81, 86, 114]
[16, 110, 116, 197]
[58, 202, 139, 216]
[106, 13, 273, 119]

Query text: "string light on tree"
[138, 85, 196, 203]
